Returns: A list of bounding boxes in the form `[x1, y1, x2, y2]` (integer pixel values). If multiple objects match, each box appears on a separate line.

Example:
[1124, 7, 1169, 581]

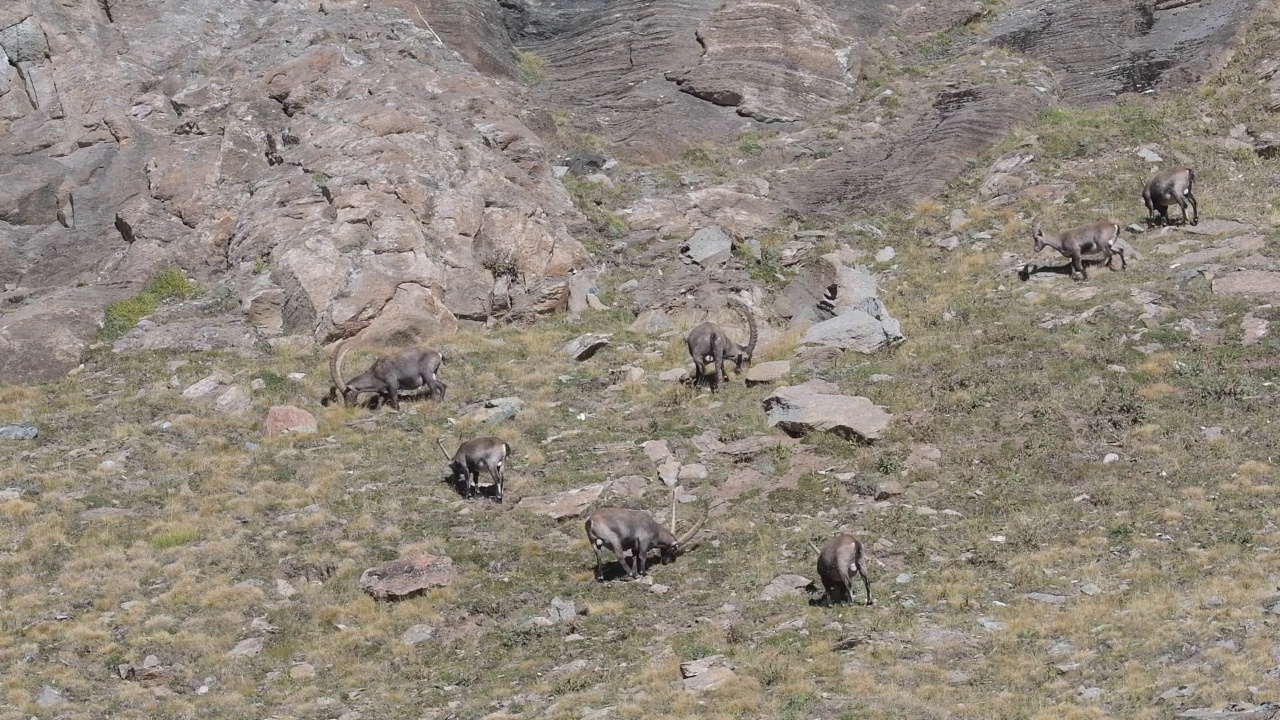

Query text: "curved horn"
[728, 297, 757, 358]
[436, 437, 454, 461]
[671, 486, 678, 534]
[330, 337, 353, 396]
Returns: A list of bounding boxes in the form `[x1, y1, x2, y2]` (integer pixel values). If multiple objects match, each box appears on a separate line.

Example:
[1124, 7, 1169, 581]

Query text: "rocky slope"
[0, 0, 589, 382]
[0, 0, 1266, 384]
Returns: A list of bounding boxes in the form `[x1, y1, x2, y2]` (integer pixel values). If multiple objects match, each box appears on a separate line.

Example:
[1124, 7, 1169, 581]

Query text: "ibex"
[323, 338, 446, 411]
[437, 436, 512, 502]
[686, 297, 758, 391]
[1032, 221, 1127, 281]
[1142, 167, 1197, 226]
[585, 490, 708, 581]
[811, 533, 872, 607]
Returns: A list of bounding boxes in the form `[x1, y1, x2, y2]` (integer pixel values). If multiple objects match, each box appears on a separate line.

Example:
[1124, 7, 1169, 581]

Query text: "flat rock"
[643, 439, 674, 462]
[875, 481, 906, 500]
[934, 235, 960, 250]
[682, 665, 736, 692]
[516, 482, 608, 519]
[562, 333, 611, 361]
[214, 385, 253, 415]
[763, 385, 892, 441]
[359, 554, 457, 600]
[1214, 270, 1280, 298]
[460, 397, 523, 424]
[681, 654, 731, 679]
[761, 573, 813, 600]
[1180, 219, 1255, 236]
[550, 596, 577, 623]
[1179, 703, 1280, 719]
[1242, 315, 1269, 345]
[659, 368, 690, 382]
[182, 373, 226, 399]
[1025, 592, 1068, 606]
[629, 309, 674, 334]
[0, 424, 38, 441]
[690, 430, 725, 454]
[289, 663, 316, 679]
[678, 463, 708, 480]
[263, 406, 317, 437]
[658, 460, 680, 487]
[608, 475, 649, 498]
[401, 624, 436, 646]
[801, 309, 904, 354]
[228, 637, 265, 657]
[745, 360, 790, 385]
[681, 226, 733, 266]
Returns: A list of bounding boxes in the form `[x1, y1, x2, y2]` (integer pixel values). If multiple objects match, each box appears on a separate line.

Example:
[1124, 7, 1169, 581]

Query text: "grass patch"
[516, 50, 547, 85]
[100, 269, 198, 340]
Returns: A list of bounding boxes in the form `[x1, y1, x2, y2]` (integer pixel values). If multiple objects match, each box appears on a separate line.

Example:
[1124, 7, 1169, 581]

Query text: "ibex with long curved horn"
[584, 489, 709, 581]
[810, 533, 872, 607]
[437, 436, 512, 502]
[323, 338, 446, 411]
[686, 297, 758, 391]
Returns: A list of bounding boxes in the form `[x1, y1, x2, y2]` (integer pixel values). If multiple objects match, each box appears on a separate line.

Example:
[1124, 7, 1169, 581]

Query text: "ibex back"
[1142, 167, 1197, 226]
[814, 533, 872, 607]
[324, 338, 446, 411]
[686, 298, 758, 392]
[584, 490, 707, 581]
[437, 437, 511, 502]
[1032, 221, 1126, 281]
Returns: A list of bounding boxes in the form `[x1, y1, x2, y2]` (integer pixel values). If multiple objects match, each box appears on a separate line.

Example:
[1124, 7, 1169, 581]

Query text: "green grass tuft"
[100, 269, 198, 340]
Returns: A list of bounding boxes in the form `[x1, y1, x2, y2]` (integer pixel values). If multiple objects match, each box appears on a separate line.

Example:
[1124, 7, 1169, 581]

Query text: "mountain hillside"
[3, 0, 1280, 718]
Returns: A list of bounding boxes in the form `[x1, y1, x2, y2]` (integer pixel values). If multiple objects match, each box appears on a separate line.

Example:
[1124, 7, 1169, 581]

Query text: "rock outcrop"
[0, 0, 588, 383]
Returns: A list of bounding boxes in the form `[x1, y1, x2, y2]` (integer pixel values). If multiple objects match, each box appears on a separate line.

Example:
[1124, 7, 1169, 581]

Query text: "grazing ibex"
[686, 298, 758, 391]
[324, 338, 446, 411]
[811, 533, 872, 607]
[1032, 221, 1127, 281]
[585, 490, 708, 581]
[1142, 167, 1198, 226]
[437, 436, 512, 502]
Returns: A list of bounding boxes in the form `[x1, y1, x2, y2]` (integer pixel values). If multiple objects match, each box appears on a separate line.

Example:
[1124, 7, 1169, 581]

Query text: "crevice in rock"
[98, 0, 114, 23]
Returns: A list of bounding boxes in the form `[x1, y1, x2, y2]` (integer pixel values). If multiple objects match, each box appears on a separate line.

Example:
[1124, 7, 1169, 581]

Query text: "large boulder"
[763, 384, 892, 441]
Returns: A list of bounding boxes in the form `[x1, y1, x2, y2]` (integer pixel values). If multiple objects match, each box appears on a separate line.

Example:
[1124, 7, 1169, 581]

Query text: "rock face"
[776, 248, 903, 353]
[763, 385, 892, 441]
[0, 0, 588, 383]
[987, 0, 1261, 104]
[664, 0, 857, 123]
[780, 84, 1048, 211]
[359, 554, 457, 600]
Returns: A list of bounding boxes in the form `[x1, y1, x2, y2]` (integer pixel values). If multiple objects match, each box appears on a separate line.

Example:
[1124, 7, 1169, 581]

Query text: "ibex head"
[1032, 227, 1047, 253]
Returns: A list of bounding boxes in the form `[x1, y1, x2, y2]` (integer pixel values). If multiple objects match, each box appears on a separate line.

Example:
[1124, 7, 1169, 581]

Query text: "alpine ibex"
[585, 490, 708, 581]
[324, 338, 446, 411]
[437, 436, 512, 502]
[1142, 167, 1197, 226]
[686, 298, 758, 391]
[1032, 221, 1126, 281]
[811, 533, 872, 607]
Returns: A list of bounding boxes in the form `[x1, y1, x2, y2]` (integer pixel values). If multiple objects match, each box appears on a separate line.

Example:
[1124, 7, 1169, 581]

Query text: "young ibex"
[324, 338, 447, 411]
[437, 436, 512, 502]
[811, 533, 872, 607]
[686, 298, 758, 391]
[584, 490, 708, 581]
[1032, 221, 1127, 281]
[1142, 167, 1198, 226]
